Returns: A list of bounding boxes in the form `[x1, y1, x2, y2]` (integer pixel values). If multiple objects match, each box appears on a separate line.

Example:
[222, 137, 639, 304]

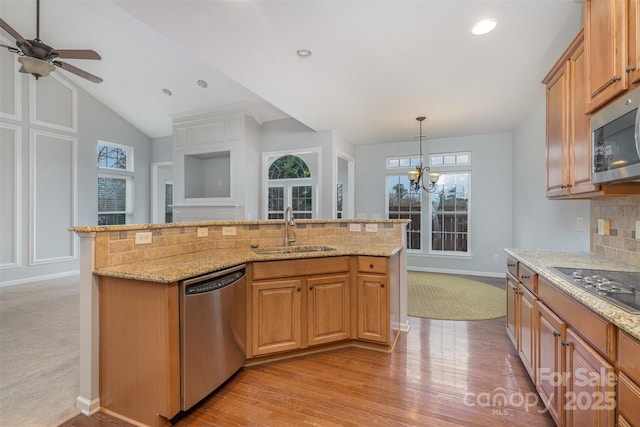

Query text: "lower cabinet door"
[536, 301, 566, 427]
[252, 278, 302, 356]
[518, 285, 537, 381]
[357, 274, 388, 343]
[564, 328, 615, 427]
[307, 274, 350, 346]
[506, 275, 518, 349]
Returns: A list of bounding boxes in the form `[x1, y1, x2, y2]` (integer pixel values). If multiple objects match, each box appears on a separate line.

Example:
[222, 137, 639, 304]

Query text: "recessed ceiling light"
[162, 88, 172, 96]
[197, 79, 208, 88]
[296, 49, 312, 58]
[471, 19, 497, 35]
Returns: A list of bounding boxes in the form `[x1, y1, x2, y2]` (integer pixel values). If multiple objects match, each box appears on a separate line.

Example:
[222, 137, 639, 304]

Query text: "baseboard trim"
[0, 270, 79, 288]
[408, 267, 504, 278]
[76, 395, 100, 416]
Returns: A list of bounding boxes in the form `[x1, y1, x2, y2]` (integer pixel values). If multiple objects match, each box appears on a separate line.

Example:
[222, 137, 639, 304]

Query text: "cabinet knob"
[626, 66, 636, 73]
[561, 340, 569, 347]
[612, 75, 621, 82]
[370, 263, 374, 269]
[380, 283, 385, 288]
[552, 331, 560, 337]
[309, 286, 313, 291]
[296, 287, 301, 292]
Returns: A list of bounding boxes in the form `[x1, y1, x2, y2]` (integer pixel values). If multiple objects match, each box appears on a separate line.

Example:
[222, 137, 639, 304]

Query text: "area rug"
[408, 272, 506, 320]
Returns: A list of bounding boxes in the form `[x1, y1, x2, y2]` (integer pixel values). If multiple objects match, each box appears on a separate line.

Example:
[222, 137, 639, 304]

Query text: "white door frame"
[151, 161, 173, 224]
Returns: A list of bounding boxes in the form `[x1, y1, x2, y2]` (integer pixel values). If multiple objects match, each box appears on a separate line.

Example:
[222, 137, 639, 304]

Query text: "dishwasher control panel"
[184, 267, 246, 295]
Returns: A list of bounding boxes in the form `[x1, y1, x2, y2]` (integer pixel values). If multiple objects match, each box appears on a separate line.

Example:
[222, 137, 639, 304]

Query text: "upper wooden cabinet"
[585, 0, 639, 113]
[544, 30, 598, 198]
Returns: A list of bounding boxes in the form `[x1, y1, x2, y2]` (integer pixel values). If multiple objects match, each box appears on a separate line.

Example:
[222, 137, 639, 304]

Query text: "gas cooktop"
[549, 267, 640, 314]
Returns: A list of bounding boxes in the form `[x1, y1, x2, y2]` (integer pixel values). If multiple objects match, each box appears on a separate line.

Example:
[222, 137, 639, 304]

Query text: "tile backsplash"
[591, 195, 640, 267]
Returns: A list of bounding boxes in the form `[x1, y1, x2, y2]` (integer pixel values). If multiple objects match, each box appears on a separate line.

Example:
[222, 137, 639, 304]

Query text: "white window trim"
[97, 140, 134, 172]
[427, 170, 471, 256]
[98, 173, 134, 224]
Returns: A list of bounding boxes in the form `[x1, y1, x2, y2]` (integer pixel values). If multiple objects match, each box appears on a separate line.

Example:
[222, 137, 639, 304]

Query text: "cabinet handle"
[380, 283, 385, 288]
[561, 340, 569, 347]
[552, 331, 560, 337]
[521, 275, 530, 279]
[296, 287, 301, 292]
[507, 263, 516, 267]
[612, 75, 621, 82]
[626, 66, 636, 73]
[370, 263, 374, 269]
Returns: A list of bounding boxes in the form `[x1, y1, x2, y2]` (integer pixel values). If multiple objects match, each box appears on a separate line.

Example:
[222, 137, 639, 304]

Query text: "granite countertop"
[505, 248, 640, 341]
[94, 244, 403, 283]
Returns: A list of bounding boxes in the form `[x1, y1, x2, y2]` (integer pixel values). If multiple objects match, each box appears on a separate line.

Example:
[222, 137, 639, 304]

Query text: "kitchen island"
[70, 219, 408, 427]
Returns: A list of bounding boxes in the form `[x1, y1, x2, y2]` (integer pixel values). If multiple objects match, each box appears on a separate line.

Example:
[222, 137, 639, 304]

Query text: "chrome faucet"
[284, 207, 296, 246]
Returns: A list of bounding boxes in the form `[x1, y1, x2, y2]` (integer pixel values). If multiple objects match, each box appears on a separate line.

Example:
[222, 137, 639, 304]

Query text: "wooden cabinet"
[357, 273, 389, 343]
[252, 278, 303, 356]
[544, 30, 599, 198]
[564, 328, 616, 427]
[584, 0, 639, 113]
[99, 277, 180, 427]
[307, 274, 350, 346]
[250, 257, 351, 357]
[536, 301, 567, 427]
[618, 331, 640, 426]
[506, 273, 518, 348]
[518, 284, 537, 382]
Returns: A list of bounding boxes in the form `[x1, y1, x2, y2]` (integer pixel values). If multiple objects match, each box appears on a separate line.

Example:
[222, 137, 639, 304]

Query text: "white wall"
[260, 118, 335, 219]
[1, 70, 151, 285]
[355, 132, 513, 276]
[511, 93, 590, 251]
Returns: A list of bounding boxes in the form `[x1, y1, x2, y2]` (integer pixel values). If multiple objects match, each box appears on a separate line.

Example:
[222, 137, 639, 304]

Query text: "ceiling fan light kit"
[0, 0, 103, 83]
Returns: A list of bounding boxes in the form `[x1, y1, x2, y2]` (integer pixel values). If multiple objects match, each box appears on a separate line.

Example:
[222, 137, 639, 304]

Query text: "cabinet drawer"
[619, 331, 640, 385]
[618, 372, 640, 427]
[253, 256, 349, 281]
[518, 264, 537, 294]
[538, 277, 616, 360]
[506, 256, 518, 278]
[358, 256, 387, 274]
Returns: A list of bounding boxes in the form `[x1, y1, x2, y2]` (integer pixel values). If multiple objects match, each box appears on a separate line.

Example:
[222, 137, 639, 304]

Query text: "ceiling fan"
[0, 0, 103, 83]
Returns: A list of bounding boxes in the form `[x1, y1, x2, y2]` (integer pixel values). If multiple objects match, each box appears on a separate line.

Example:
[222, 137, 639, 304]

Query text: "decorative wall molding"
[0, 123, 22, 269]
[0, 35, 22, 122]
[29, 129, 77, 265]
[29, 72, 78, 132]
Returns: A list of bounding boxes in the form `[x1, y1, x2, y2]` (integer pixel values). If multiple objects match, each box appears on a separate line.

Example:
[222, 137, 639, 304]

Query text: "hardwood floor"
[62, 275, 553, 426]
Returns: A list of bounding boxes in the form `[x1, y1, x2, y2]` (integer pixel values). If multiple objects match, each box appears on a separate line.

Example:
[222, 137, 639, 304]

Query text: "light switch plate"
[349, 223, 362, 232]
[222, 226, 236, 236]
[134, 232, 152, 245]
[576, 217, 584, 232]
[197, 227, 209, 237]
[365, 224, 378, 233]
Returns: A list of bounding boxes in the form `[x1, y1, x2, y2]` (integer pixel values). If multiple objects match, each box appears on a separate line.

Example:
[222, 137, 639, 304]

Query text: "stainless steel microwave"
[591, 87, 640, 184]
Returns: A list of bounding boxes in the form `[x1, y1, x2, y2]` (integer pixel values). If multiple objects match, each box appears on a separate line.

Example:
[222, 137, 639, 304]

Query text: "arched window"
[267, 154, 313, 219]
[268, 155, 311, 179]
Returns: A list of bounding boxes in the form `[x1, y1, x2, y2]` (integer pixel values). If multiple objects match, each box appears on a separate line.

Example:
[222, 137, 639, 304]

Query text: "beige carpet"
[408, 272, 506, 320]
[0, 275, 80, 427]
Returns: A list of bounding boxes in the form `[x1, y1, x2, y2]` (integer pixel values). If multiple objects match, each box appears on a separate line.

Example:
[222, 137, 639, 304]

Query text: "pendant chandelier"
[407, 116, 440, 193]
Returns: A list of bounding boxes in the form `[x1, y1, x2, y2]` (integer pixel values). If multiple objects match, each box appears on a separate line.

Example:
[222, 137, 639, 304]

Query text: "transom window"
[97, 141, 133, 171]
[387, 156, 422, 169]
[430, 152, 471, 166]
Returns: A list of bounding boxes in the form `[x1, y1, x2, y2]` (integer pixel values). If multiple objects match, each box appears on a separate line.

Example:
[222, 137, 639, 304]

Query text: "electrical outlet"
[576, 217, 584, 232]
[222, 226, 236, 236]
[134, 232, 152, 245]
[197, 227, 209, 237]
[365, 224, 378, 233]
[349, 223, 362, 232]
[598, 219, 611, 236]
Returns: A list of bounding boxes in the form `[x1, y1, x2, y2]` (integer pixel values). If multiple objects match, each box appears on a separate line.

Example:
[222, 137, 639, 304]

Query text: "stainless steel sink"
[253, 245, 337, 255]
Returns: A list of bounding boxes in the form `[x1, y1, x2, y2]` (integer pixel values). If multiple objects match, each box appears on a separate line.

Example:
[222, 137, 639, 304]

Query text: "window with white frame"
[267, 154, 313, 219]
[430, 172, 469, 254]
[387, 174, 422, 250]
[97, 141, 134, 225]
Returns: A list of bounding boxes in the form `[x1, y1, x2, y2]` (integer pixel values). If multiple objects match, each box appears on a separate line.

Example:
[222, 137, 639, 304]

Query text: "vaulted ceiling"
[0, 0, 583, 144]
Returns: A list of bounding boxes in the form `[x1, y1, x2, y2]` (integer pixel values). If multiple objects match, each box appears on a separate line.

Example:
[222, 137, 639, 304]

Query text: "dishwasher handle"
[183, 264, 246, 296]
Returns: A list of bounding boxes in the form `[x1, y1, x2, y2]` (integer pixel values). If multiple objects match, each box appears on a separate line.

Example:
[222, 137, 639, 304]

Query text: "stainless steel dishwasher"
[179, 264, 246, 411]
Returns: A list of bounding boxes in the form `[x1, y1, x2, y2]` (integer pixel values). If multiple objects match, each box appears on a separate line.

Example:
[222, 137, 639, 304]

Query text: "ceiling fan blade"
[54, 61, 103, 83]
[0, 18, 26, 45]
[0, 42, 19, 53]
[52, 49, 101, 60]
